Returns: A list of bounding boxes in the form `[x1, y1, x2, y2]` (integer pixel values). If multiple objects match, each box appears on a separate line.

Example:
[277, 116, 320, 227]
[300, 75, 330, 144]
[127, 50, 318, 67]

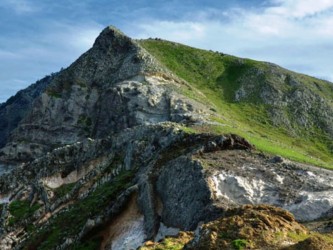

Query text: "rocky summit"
[0, 26, 333, 249]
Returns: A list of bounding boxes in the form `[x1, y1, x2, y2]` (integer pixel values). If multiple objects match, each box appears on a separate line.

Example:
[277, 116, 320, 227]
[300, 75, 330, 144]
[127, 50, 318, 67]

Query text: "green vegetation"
[150, 238, 184, 250]
[72, 237, 102, 250]
[140, 39, 333, 168]
[312, 232, 333, 245]
[0, 204, 4, 218]
[78, 115, 93, 134]
[8, 200, 40, 226]
[25, 170, 134, 250]
[53, 182, 76, 198]
[286, 231, 309, 242]
[78, 115, 92, 127]
[46, 89, 62, 98]
[285, 231, 333, 245]
[275, 231, 333, 247]
[232, 239, 249, 250]
[139, 233, 193, 250]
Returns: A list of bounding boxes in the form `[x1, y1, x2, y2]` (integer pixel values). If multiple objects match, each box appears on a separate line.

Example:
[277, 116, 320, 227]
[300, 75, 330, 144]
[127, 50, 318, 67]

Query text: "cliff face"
[0, 27, 211, 161]
[0, 26, 333, 249]
[234, 63, 333, 137]
[1, 124, 333, 249]
[0, 74, 54, 148]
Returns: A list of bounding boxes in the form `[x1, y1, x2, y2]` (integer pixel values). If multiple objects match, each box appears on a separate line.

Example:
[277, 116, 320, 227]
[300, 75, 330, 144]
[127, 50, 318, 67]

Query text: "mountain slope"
[1, 124, 333, 249]
[0, 27, 212, 161]
[0, 26, 333, 250]
[139, 39, 333, 168]
[1, 27, 332, 167]
[0, 74, 55, 148]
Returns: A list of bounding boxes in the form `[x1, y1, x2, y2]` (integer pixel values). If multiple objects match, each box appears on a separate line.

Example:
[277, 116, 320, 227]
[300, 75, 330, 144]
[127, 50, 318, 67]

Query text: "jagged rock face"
[0, 126, 253, 249]
[0, 124, 332, 249]
[0, 75, 54, 148]
[204, 150, 333, 221]
[49, 26, 166, 90]
[0, 27, 210, 161]
[234, 64, 333, 137]
[156, 156, 212, 230]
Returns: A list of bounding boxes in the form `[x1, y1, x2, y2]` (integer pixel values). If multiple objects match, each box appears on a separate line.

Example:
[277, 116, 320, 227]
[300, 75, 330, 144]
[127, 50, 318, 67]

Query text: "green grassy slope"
[139, 39, 333, 168]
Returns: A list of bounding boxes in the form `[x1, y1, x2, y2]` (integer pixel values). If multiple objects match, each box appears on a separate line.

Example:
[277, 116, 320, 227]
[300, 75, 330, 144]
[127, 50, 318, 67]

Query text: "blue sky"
[1, 0, 333, 103]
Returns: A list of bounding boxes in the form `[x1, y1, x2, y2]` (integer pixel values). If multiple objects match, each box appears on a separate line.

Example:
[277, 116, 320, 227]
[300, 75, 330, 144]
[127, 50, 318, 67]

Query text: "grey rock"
[0, 74, 54, 148]
[234, 68, 333, 139]
[0, 27, 211, 161]
[156, 156, 213, 230]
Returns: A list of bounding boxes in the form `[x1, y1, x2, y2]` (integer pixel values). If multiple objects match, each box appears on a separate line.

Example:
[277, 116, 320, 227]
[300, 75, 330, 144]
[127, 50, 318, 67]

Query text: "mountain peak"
[93, 25, 132, 50]
[0, 26, 203, 161]
[104, 25, 126, 35]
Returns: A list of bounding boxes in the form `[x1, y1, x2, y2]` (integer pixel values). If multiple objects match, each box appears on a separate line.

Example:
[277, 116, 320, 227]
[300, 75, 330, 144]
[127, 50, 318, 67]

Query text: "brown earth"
[185, 204, 308, 250]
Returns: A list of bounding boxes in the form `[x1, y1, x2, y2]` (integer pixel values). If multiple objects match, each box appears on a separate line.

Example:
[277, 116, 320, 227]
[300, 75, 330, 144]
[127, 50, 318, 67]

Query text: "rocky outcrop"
[233, 62, 333, 138]
[156, 156, 213, 230]
[185, 204, 308, 250]
[0, 123, 332, 249]
[204, 150, 333, 221]
[0, 125, 252, 249]
[284, 236, 333, 250]
[140, 231, 194, 250]
[0, 27, 211, 162]
[0, 74, 54, 149]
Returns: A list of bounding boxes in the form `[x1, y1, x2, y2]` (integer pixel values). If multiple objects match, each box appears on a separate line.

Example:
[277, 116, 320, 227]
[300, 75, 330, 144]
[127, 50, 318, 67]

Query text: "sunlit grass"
[140, 39, 333, 168]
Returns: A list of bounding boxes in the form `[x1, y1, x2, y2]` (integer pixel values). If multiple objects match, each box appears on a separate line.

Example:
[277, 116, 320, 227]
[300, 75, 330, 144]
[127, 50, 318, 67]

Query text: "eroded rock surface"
[0, 124, 332, 249]
[0, 74, 54, 148]
[0, 26, 211, 162]
[234, 64, 333, 138]
[202, 150, 333, 221]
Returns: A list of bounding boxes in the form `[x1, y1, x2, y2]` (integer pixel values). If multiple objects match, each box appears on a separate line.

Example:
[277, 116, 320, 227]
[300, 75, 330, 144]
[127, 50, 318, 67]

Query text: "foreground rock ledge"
[0, 124, 333, 249]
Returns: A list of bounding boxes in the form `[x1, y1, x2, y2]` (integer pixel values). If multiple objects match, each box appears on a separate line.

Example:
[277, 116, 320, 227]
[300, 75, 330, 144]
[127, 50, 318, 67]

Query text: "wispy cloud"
[1, 0, 333, 103]
[268, 0, 333, 18]
[131, 0, 333, 81]
[0, 0, 38, 14]
[0, 21, 102, 102]
[136, 21, 206, 43]
[38, 21, 103, 53]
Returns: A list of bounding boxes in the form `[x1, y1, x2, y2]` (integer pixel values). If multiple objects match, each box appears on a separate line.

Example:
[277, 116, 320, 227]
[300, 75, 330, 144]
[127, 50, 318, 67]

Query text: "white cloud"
[0, 22, 102, 64]
[136, 21, 206, 44]
[0, 0, 38, 14]
[39, 22, 103, 53]
[0, 21, 103, 103]
[1, 0, 333, 103]
[130, 0, 333, 82]
[0, 49, 20, 59]
[269, 0, 333, 18]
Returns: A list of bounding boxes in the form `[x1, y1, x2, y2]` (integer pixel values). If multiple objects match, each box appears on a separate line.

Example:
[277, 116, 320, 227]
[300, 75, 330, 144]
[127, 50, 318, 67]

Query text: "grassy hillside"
[139, 39, 333, 168]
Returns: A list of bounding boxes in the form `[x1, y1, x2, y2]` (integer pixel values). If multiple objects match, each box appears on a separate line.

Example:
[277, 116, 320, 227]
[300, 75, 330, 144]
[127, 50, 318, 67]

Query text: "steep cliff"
[0, 74, 54, 148]
[0, 27, 211, 161]
[1, 124, 333, 249]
